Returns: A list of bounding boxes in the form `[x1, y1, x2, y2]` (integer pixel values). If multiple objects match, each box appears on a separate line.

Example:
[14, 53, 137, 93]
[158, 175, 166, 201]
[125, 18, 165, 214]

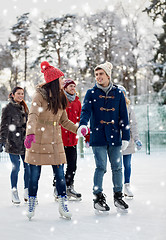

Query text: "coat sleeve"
[59, 110, 78, 134]
[119, 93, 130, 141]
[26, 92, 43, 136]
[0, 106, 9, 143]
[129, 105, 139, 142]
[79, 90, 92, 126]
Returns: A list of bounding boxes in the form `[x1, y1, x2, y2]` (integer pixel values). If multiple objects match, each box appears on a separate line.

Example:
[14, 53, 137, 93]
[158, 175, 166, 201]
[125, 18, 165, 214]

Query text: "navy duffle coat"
[80, 84, 130, 146]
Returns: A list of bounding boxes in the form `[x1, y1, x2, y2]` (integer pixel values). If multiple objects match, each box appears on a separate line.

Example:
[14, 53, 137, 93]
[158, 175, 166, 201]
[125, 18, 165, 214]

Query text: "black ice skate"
[93, 192, 110, 211]
[114, 192, 129, 212]
[67, 185, 82, 200]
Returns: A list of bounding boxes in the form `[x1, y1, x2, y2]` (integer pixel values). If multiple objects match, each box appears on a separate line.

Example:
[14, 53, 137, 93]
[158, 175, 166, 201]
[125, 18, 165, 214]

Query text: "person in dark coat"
[53, 79, 82, 200]
[78, 61, 130, 211]
[0, 86, 30, 204]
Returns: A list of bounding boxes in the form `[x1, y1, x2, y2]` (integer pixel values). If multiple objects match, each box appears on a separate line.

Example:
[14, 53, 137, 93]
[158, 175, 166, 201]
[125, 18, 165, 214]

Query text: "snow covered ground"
[0, 151, 166, 240]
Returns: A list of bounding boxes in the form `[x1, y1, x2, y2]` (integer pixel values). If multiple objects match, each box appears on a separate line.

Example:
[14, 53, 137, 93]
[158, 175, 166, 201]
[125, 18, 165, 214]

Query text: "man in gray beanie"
[79, 61, 130, 212]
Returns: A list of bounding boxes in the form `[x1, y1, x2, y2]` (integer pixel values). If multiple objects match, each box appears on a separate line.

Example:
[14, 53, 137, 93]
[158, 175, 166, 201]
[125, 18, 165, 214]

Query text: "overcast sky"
[0, 0, 150, 43]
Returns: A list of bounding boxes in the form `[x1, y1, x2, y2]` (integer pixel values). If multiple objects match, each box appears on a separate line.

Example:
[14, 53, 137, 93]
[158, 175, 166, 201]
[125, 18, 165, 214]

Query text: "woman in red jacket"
[53, 79, 82, 200]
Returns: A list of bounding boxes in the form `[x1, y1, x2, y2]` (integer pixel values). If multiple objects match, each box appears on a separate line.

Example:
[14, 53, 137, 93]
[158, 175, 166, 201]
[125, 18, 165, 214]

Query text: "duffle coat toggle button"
[99, 95, 115, 99]
[100, 120, 115, 125]
[100, 107, 115, 112]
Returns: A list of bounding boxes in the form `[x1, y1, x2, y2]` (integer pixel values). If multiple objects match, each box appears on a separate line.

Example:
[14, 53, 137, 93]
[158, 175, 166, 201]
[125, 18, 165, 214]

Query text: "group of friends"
[0, 61, 142, 220]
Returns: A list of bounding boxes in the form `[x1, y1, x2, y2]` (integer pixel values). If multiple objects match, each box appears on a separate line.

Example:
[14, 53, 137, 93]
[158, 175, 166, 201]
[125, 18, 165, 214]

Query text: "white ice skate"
[58, 195, 72, 219]
[124, 183, 134, 198]
[24, 188, 28, 203]
[11, 188, 20, 205]
[26, 196, 36, 220]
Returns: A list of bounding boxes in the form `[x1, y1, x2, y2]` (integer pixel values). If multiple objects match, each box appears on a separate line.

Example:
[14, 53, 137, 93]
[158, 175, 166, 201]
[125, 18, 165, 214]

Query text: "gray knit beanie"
[94, 61, 113, 78]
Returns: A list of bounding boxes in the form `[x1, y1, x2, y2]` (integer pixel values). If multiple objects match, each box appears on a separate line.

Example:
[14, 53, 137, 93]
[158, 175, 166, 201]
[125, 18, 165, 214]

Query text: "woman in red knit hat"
[24, 61, 82, 220]
[53, 79, 82, 200]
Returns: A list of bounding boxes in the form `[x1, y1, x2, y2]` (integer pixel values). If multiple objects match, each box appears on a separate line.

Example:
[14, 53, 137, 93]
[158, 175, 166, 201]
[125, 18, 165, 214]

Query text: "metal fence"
[129, 93, 166, 154]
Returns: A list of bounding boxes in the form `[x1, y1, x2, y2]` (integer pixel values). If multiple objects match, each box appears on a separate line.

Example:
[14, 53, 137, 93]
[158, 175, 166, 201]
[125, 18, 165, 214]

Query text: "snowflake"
[73, 220, 78, 224]
[125, 125, 130, 130]
[9, 124, 16, 132]
[50, 227, 55, 232]
[38, 107, 43, 113]
[94, 186, 99, 191]
[136, 226, 141, 232]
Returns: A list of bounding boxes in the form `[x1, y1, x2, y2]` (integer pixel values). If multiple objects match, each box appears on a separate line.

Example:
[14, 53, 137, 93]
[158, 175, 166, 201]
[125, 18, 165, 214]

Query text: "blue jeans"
[123, 154, 132, 184]
[9, 153, 30, 189]
[29, 164, 66, 197]
[92, 145, 122, 194]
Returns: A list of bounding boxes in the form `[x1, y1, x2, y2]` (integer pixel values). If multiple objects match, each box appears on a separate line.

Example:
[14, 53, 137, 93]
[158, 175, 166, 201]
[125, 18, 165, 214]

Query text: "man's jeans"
[29, 164, 66, 197]
[9, 153, 30, 189]
[122, 154, 132, 184]
[92, 145, 122, 194]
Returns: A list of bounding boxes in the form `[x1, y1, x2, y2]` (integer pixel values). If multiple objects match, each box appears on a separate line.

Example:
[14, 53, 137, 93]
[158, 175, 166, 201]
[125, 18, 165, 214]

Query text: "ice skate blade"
[95, 209, 110, 215]
[116, 207, 128, 214]
[59, 214, 72, 220]
[12, 201, 20, 206]
[125, 195, 134, 200]
[124, 195, 133, 200]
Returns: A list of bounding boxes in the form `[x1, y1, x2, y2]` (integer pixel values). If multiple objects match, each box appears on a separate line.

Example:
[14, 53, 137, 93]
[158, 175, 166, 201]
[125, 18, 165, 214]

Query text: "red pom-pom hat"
[41, 61, 64, 84]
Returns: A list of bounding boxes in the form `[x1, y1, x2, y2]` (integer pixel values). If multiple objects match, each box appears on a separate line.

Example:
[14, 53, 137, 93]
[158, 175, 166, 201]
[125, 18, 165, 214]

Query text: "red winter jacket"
[61, 96, 81, 146]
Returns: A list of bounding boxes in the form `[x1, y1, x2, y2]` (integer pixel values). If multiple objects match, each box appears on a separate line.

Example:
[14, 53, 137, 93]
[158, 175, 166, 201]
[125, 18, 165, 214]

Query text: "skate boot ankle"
[53, 187, 58, 201]
[93, 192, 110, 211]
[27, 196, 36, 220]
[124, 183, 134, 198]
[58, 195, 72, 219]
[11, 188, 20, 204]
[24, 188, 28, 202]
[114, 192, 129, 210]
[67, 185, 82, 200]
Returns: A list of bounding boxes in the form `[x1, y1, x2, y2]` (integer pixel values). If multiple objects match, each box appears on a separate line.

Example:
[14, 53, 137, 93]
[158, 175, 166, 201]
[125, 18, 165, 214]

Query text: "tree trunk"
[57, 48, 61, 68]
[24, 45, 27, 99]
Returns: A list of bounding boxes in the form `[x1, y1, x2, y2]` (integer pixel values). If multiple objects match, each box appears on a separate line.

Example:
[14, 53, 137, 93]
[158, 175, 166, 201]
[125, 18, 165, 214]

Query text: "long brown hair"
[42, 79, 68, 115]
[9, 86, 29, 113]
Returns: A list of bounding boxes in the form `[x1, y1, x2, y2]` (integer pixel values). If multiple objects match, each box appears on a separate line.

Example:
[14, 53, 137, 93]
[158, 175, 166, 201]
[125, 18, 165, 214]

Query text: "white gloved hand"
[77, 125, 88, 137]
[121, 140, 129, 151]
[85, 142, 90, 148]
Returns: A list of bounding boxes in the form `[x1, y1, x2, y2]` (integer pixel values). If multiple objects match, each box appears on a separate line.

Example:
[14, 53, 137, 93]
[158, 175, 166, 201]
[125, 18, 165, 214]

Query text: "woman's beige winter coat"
[122, 104, 139, 155]
[25, 87, 78, 165]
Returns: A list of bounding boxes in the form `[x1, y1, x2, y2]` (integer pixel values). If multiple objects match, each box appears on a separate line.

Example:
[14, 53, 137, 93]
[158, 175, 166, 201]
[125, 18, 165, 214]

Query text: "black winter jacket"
[0, 99, 28, 155]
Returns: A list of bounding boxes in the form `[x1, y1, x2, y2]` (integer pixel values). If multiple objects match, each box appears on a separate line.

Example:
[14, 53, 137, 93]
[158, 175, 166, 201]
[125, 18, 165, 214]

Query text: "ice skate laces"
[29, 197, 36, 212]
[61, 195, 69, 212]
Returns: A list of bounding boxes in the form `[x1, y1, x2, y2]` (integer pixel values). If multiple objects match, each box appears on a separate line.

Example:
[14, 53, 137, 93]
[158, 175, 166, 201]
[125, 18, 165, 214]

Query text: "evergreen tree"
[34, 14, 77, 70]
[9, 13, 31, 97]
